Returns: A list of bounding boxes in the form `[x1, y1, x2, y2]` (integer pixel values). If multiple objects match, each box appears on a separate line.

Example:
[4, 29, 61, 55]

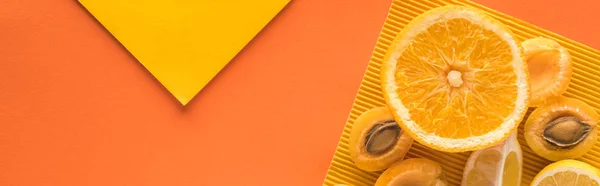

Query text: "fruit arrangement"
[333, 4, 600, 186]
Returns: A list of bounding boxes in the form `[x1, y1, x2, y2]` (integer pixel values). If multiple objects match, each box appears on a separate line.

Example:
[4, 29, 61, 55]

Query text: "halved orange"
[380, 5, 530, 152]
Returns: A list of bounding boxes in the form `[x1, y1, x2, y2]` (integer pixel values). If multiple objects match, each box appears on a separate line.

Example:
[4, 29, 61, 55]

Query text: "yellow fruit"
[348, 107, 413, 171]
[380, 5, 529, 152]
[531, 159, 600, 186]
[374, 158, 448, 186]
[522, 37, 573, 107]
[524, 96, 598, 161]
[461, 132, 523, 186]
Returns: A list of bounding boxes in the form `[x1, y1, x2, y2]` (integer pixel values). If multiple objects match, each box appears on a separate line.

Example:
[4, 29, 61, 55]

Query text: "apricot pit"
[543, 116, 591, 149]
[364, 120, 401, 154]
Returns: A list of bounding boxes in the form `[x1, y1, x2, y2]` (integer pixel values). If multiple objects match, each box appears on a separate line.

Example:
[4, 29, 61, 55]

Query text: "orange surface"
[0, 0, 599, 185]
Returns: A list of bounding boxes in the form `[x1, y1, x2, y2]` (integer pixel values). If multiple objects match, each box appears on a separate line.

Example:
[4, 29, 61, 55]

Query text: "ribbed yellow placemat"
[322, 0, 600, 185]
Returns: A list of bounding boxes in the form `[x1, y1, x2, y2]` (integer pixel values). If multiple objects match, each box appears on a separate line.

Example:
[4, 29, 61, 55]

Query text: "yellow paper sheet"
[79, 0, 290, 105]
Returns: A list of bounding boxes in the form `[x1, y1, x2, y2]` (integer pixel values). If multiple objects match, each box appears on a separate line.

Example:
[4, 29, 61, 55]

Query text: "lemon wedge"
[461, 132, 523, 186]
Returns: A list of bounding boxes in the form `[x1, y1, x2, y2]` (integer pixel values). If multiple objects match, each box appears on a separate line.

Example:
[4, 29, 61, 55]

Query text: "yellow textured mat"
[322, 0, 600, 185]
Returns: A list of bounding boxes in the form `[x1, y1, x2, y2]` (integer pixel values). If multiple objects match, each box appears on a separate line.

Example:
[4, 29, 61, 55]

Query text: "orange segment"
[381, 5, 529, 152]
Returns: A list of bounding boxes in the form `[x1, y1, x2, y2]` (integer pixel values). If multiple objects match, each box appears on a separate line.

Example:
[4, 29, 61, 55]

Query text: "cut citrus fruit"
[461, 132, 522, 186]
[349, 107, 413, 171]
[531, 159, 600, 186]
[524, 96, 598, 161]
[374, 158, 448, 186]
[380, 5, 529, 152]
[522, 37, 573, 107]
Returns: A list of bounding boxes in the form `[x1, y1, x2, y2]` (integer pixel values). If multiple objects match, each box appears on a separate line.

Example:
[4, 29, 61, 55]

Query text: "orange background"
[1, 0, 599, 185]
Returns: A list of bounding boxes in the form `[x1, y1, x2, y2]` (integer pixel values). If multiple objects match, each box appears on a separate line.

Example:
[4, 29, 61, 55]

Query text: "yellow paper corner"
[79, 0, 290, 105]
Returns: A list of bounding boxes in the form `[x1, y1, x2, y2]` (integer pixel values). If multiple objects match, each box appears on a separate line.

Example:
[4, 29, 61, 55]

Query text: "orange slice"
[380, 5, 530, 152]
[522, 37, 573, 107]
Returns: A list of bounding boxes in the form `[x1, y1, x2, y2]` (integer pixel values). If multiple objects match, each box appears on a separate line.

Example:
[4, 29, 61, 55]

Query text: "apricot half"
[522, 37, 573, 107]
[349, 107, 413, 171]
[524, 97, 599, 161]
[374, 158, 448, 186]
